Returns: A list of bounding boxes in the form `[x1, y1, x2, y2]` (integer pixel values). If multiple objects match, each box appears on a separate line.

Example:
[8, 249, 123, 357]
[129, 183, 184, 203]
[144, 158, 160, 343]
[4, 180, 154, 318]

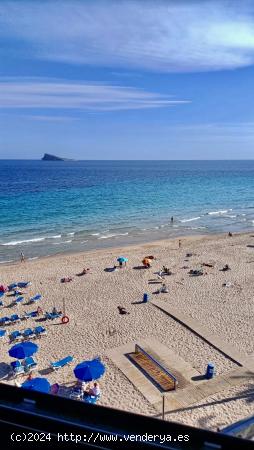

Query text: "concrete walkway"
[157, 367, 254, 412]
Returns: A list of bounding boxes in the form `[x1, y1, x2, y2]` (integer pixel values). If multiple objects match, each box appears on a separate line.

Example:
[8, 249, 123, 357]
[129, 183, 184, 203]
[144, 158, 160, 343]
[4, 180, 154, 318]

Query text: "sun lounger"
[10, 314, 21, 324]
[30, 294, 42, 303]
[8, 283, 18, 291]
[0, 292, 4, 298]
[50, 355, 73, 371]
[0, 329, 6, 338]
[34, 326, 47, 337]
[45, 312, 61, 320]
[17, 282, 31, 288]
[9, 330, 23, 342]
[24, 311, 38, 319]
[0, 301, 4, 307]
[13, 296, 24, 306]
[11, 360, 25, 377]
[22, 328, 35, 339]
[23, 356, 37, 372]
[0, 316, 10, 325]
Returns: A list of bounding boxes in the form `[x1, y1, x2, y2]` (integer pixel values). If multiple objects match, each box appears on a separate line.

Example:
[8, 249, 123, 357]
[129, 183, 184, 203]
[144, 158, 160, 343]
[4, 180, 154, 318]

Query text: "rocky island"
[41, 153, 72, 161]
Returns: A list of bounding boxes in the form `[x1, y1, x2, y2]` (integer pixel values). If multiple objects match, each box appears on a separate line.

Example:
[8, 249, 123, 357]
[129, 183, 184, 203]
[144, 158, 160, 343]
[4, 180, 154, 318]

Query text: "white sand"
[0, 232, 253, 430]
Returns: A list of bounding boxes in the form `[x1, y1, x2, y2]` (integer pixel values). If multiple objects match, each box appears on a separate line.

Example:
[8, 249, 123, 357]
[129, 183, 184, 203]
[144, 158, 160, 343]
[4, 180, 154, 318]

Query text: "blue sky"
[0, 0, 254, 159]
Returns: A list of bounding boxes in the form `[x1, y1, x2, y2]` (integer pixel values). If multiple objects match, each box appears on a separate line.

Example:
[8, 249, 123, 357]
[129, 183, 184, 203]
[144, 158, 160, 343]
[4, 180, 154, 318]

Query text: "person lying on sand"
[117, 306, 130, 315]
[156, 283, 168, 293]
[77, 268, 91, 276]
[61, 277, 73, 283]
[104, 266, 118, 272]
[221, 264, 230, 272]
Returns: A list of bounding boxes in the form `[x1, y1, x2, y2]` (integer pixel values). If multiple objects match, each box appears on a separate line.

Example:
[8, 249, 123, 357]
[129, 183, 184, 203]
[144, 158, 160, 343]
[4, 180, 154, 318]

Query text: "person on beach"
[88, 382, 100, 397]
[160, 283, 169, 293]
[37, 306, 43, 316]
[178, 239, 182, 249]
[171, 216, 174, 223]
[20, 251, 25, 263]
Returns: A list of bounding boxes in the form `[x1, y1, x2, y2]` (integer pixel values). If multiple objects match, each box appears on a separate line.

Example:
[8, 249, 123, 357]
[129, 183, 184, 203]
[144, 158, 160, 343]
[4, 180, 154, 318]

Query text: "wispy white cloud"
[1, 1, 254, 72]
[0, 78, 189, 111]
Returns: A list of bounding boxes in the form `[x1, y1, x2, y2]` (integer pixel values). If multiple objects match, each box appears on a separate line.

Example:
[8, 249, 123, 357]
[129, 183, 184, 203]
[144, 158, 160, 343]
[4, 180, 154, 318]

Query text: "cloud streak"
[0, 79, 189, 112]
[1, 1, 254, 72]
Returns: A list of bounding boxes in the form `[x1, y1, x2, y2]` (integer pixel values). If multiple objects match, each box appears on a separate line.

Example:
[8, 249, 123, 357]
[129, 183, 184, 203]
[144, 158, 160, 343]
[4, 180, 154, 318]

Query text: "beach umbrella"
[117, 257, 128, 263]
[74, 358, 105, 382]
[22, 377, 50, 393]
[9, 342, 38, 359]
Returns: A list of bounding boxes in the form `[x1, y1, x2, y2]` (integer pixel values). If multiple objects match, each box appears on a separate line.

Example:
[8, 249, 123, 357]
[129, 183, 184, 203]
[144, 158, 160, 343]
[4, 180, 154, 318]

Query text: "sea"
[1, 160, 254, 263]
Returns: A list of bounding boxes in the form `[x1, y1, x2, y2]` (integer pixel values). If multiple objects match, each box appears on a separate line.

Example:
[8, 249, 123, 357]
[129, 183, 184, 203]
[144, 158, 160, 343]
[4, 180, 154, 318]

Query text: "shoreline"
[0, 229, 250, 268]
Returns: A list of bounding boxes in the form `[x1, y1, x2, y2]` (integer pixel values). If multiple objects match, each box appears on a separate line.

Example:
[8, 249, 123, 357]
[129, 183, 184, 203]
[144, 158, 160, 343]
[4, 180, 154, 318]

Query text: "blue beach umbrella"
[117, 256, 128, 263]
[9, 342, 38, 359]
[22, 377, 50, 393]
[74, 358, 105, 382]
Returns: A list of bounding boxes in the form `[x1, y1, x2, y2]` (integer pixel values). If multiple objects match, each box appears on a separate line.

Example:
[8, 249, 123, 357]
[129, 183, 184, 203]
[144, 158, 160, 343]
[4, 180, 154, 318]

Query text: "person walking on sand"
[178, 239, 182, 249]
[20, 251, 25, 263]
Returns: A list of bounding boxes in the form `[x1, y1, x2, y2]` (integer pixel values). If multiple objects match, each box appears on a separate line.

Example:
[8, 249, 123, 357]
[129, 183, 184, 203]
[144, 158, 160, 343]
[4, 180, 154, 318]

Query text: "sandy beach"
[0, 231, 253, 430]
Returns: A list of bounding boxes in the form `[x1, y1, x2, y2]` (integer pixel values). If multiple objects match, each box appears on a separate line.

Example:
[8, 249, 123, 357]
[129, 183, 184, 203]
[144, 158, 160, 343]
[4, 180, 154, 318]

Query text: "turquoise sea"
[1, 160, 254, 263]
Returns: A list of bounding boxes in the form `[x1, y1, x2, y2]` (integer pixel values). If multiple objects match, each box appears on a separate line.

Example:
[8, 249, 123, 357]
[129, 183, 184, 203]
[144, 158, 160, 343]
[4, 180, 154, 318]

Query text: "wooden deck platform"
[128, 347, 176, 392]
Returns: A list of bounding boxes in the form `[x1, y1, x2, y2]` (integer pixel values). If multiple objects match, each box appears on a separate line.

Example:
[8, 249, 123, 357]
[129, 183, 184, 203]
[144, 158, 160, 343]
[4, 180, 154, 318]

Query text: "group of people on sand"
[74, 380, 100, 397]
[61, 268, 91, 282]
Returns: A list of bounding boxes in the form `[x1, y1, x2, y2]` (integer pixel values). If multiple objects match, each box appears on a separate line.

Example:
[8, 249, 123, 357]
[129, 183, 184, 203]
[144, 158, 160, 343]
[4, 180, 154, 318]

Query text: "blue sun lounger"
[50, 355, 73, 371]
[8, 283, 18, 291]
[11, 360, 25, 377]
[17, 282, 31, 288]
[45, 312, 62, 320]
[24, 311, 38, 319]
[23, 328, 35, 339]
[10, 314, 21, 324]
[0, 292, 4, 298]
[23, 356, 37, 372]
[0, 329, 6, 338]
[0, 316, 10, 325]
[13, 296, 24, 306]
[34, 326, 47, 337]
[9, 330, 22, 342]
[30, 294, 42, 303]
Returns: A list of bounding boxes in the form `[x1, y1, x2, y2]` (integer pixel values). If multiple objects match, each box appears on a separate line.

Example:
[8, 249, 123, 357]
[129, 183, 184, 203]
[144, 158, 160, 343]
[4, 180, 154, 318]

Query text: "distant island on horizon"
[41, 153, 74, 161]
